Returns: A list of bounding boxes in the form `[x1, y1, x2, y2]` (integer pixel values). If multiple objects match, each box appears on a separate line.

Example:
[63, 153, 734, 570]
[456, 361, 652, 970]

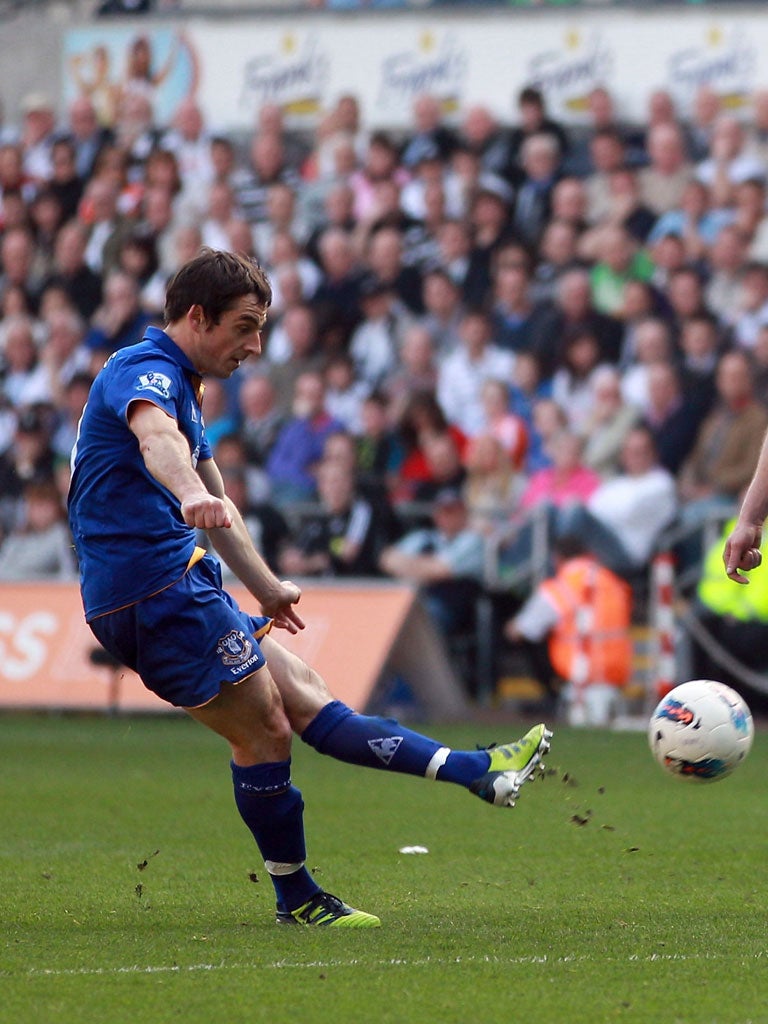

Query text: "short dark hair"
[164, 248, 272, 326]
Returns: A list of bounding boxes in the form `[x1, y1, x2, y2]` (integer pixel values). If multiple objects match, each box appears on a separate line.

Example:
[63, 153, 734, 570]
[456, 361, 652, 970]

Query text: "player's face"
[199, 295, 268, 377]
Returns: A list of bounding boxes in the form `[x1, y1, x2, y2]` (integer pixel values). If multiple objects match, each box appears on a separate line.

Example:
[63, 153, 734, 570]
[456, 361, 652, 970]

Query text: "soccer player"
[68, 249, 552, 929]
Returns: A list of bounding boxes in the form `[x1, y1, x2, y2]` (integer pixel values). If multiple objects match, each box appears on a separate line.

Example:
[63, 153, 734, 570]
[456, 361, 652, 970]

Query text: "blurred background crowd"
[4, 39, 768, 697]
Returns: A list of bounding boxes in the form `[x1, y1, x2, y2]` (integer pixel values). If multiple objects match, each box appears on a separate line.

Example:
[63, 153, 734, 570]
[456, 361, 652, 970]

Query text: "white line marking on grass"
[14, 950, 767, 979]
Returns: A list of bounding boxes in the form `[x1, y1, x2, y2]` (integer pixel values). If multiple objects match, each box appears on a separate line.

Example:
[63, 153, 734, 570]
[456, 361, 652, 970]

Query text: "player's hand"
[723, 522, 763, 584]
[180, 494, 232, 531]
[261, 580, 305, 634]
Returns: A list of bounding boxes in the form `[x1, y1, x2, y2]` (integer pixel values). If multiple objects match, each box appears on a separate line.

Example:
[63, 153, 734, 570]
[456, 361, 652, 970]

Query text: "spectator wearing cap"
[349, 274, 405, 390]
[0, 406, 57, 536]
[19, 92, 56, 184]
[463, 179, 515, 308]
[379, 485, 485, 636]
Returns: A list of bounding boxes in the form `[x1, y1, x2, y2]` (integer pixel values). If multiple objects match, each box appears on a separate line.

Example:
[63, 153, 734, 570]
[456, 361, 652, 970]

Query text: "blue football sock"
[301, 700, 490, 786]
[231, 759, 320, 913]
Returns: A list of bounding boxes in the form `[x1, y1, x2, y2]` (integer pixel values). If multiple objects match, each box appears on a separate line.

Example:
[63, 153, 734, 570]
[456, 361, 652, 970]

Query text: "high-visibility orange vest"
[540, 557, 633, 687]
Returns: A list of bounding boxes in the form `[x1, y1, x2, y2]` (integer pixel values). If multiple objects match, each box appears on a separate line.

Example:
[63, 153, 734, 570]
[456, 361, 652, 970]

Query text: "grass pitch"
[1, 713, 766, 1024]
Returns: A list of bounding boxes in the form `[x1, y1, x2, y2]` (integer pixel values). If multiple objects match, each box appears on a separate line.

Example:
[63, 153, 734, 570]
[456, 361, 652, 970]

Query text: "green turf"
[1, 713, 766, 1024]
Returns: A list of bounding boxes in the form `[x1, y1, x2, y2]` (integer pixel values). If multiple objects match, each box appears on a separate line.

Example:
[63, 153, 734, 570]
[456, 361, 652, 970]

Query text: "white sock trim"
[425, 746, 451, 780]
[265, 860, 305, 876]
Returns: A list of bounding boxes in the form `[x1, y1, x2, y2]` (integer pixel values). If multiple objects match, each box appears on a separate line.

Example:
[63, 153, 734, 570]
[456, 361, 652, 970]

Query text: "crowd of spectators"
[3, 71, 768, 640]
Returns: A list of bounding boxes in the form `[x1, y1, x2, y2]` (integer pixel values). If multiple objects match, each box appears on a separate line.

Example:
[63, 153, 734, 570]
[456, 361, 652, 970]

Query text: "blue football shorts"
[88, 554, 272, 708]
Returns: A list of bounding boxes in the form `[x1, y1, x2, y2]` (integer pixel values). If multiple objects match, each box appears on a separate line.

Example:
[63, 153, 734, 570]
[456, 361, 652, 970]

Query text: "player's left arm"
[196, 457, 304, 632]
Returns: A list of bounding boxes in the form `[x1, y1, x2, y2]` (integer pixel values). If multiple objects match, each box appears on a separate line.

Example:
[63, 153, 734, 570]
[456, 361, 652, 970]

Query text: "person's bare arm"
[196, 457, 304, 633]
[128, 400, 231, 529]
[128, 400, 303, 631]
[723, 427, 768, 583]
[379, 546, 454, 584]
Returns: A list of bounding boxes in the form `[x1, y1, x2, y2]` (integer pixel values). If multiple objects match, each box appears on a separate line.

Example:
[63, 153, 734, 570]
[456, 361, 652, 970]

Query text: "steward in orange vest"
[540, 553, 633, 688]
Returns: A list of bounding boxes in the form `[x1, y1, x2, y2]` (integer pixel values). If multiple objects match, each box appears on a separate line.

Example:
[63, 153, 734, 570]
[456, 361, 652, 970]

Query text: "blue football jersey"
[68, 326, 212, 619]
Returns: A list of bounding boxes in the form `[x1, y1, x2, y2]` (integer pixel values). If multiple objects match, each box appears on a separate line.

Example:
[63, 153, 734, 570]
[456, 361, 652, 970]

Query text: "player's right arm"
[723, 426, 768, 583]
[127, 399, 232, 531]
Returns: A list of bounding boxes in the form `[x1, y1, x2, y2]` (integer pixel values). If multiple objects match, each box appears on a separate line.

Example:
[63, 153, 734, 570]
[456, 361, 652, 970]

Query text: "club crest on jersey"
[216, 629, 254, 666]
[368, 736, 403, 766]
[136, 370, 172, 399]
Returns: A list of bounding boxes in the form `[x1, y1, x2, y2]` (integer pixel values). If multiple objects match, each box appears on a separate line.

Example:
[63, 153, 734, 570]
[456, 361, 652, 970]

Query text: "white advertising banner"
[62, 11, 766, 132]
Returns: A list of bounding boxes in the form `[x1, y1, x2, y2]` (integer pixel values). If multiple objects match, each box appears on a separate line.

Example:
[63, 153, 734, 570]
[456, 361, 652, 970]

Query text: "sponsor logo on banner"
[377, 30, 467, 115]
[527, 29, 613, 117]
[136, 371, 172, 399]
[668, 26, 756, 110]
[240, 33, 329, 120]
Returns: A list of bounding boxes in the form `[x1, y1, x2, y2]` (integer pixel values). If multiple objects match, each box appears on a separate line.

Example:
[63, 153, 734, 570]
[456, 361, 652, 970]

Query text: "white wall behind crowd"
[3, 7, 767, 132]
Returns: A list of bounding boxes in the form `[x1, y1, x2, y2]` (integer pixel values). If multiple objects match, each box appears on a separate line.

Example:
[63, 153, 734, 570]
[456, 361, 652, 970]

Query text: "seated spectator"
[266, 302, 325, 414]
[551, 327, 613, 433]
[580, 365, 640, 477]
[436, 308, 515, 437]
[647, 179, 731, 261]
[677, 350, 768, 567]
[82, 270, 155, 372]
[51, 371, 93, 463]
[641, 361, 704, 476]
[519, 429, 601, 515]
[705, 224, 749, 329]
[678, 312, 720, 417]
[279, 458, 389, 579]
[524, 396, 567, 474]
[619, 316, 674, 414]
[417, 267, 465, 356]
[348, 276, 406, 390]
[379, 486, 485, 636]
[530, 218, 582, 306]
[237, 374, 284, 469]
[503, 534, 633, 725]
[41, 219, 103, 321]
[695, 114, 766, 209]
[382, 324, 439, 424]
[0, 406, 57, 537]
[556, 425, 678, 579]
[411, 430, 467, 503]
[638, 122, 694, 216]
[0, 480, 76, 580]
[478, 377, 528, 470]
[531, 267, 623, 379]
[394, 391, 468, 502]
[355, 391, 404, 491]
[587, 224, 654, 318]
[1, 315, 52, 408]
[463, 433, 523, 536]
[728, 260, 768, 351]
[323, 352, 369, 434]
[488, 243, 541, 354]
[265, 370, 343, 506]
[511, 132, 560, 247]
[200, 377, 238, 451]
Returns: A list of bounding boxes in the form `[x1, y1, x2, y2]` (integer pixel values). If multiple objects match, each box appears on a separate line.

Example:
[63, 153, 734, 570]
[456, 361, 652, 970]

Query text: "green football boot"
[276, 891, 381, 928]
[469, 724, 552, 807]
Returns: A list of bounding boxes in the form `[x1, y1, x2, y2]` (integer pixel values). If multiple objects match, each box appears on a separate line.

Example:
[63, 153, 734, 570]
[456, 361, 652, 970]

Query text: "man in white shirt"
[556, 425, 678, 576]
[437, 308, 515, 436]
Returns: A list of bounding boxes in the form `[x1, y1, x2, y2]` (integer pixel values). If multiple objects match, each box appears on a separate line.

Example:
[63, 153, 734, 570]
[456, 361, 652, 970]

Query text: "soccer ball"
[648, 679, 754, 782]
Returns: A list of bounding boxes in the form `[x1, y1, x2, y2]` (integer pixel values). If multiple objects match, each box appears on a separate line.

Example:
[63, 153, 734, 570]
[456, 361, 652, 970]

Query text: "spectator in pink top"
[520, 430, 601, 512]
